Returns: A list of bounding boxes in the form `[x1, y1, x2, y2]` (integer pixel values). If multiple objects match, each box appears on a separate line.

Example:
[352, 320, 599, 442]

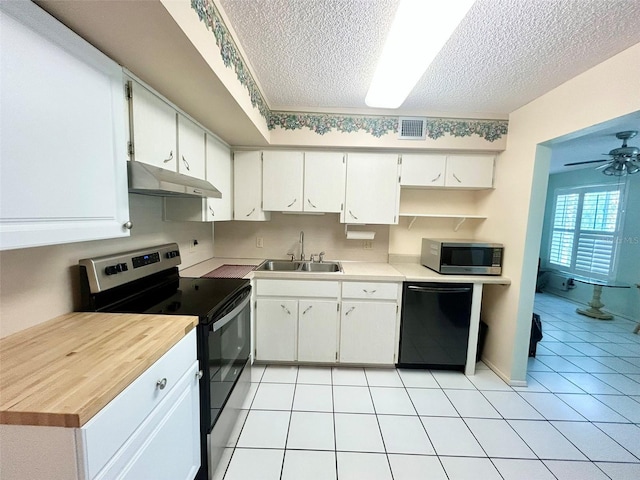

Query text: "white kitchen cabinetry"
[401, 154, 494, 189]
[234, 151, 270, 221]
[262, 151, 304, 212]
[304, 151, 346, 213]
[0, 330, 200, 480]
[342, 153, 400, 224]
[176, 114, 206, 179]
[445, 154, 494, 188]
[129, 81, 178, 171]
[262, 151, 346, 213]
[254, 280, 339, 363]
[340, 282, 401, 365]
[163, 134, 233, 222]
[0, 2, 130, 250]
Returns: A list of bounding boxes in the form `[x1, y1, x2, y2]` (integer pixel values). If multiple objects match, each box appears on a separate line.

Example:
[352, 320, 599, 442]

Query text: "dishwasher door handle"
[407, 285, 472, 294]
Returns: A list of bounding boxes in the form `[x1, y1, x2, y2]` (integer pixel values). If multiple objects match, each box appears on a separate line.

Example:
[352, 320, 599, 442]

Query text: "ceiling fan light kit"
[564, 130, 640, 175]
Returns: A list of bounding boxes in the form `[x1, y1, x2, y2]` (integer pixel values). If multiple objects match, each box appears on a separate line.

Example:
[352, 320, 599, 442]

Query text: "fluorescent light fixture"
[365, 0, 475, 108]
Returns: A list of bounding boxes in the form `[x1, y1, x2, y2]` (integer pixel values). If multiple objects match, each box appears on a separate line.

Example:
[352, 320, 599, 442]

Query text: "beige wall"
[477, 42, 640, 383]
[0, 194, 214, 338]
[214, 213, 390, 262]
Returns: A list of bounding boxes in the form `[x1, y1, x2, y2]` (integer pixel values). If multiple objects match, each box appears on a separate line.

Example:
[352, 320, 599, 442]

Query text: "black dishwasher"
[398, 282, 473, 370]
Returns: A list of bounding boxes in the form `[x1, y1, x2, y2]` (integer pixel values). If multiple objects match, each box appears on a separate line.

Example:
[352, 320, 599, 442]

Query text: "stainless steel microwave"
[421, 238, 503, 275]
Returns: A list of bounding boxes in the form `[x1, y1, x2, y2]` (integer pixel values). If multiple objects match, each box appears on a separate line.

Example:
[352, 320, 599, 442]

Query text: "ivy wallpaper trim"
[191, 0, 508, 142]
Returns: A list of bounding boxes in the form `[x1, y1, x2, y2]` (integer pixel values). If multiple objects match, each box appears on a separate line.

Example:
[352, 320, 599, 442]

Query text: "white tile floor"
[213, 293, 640, 479]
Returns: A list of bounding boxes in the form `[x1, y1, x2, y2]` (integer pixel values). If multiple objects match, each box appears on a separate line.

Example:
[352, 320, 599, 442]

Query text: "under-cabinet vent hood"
[127, 161, 221, 198]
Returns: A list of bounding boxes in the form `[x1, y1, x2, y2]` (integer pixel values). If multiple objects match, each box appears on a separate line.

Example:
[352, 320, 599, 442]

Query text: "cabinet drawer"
[80, 329, 197, 479]
[342, 282, 399, 300]
[256, 279, 339, 298]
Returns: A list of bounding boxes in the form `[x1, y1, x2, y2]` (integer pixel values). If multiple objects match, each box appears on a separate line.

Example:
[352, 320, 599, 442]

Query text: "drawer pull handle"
[302, 305, 313, 315]
[246, 207, 256, 217]
[156, 378, 168, 390]
[163, 151, 174, 163]
[307, 198, 317, 208]
[431, 173, 442, 183]
[363, 289, 377, 295]
[281, 304, 291, 315]
[182, 155, 190, 171]
[196, 370, 203, 380]
[287, 198, 297, 207]
[452, 172, 462, 183]
[345, 306, 356, 316]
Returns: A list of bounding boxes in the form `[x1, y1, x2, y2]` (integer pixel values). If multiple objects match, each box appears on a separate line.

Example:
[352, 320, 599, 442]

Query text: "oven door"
[199, 287, 251, 433]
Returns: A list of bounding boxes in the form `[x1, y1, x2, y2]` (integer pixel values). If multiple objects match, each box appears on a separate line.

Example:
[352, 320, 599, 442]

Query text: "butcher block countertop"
[0, 312, 197, 428]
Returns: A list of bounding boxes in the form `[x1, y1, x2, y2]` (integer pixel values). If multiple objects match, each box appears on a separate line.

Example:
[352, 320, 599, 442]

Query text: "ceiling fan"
[564, 130, 640, 176]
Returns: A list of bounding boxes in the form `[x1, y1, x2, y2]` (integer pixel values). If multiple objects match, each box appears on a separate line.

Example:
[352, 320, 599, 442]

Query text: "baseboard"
[481, 356, 527, 387]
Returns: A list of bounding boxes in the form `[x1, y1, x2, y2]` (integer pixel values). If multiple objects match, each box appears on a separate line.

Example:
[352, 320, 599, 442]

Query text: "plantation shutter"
[549, 193, 579, 268]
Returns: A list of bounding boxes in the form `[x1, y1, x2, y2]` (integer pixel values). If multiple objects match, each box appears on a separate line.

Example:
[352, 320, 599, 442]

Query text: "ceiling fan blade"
[564, 159, 609, 166]
[595, 162, 612, 170]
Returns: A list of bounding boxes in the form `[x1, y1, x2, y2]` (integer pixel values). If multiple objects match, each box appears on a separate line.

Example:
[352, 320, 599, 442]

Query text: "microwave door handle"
[212, 294, 251, 332]
[407, 286, 472, 294]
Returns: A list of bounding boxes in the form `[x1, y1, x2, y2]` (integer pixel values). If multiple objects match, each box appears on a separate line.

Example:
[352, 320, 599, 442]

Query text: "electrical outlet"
[363, 240, 373, 250]
[256, 236, 264, 248]
[189, 239, 198, 253]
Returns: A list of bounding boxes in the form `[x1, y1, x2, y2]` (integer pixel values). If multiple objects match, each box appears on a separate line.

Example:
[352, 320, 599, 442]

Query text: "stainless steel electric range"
[79, 243, 251, 480]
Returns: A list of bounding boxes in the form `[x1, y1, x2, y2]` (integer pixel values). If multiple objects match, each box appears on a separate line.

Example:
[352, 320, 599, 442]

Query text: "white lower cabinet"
[254, 279, 399, 365]
[339, 301, 397, 365]
[0, 330, 200, 480]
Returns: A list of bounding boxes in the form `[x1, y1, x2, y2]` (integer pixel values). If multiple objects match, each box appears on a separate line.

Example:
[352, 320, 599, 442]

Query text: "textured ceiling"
[219, 0, 640, 116]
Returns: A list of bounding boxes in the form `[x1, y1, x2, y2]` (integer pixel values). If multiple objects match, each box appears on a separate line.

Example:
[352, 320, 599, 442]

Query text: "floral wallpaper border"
[190, 0, 508, 142]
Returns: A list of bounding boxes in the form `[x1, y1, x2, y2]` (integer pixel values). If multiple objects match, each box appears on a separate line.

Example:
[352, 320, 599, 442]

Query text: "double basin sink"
[256, 259, 343, 273]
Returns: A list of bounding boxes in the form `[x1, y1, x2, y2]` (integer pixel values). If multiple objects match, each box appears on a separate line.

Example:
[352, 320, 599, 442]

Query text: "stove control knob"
[166, 250, 180, 259]
[116, 263, 128, 273]
[105, 265, 118, 276]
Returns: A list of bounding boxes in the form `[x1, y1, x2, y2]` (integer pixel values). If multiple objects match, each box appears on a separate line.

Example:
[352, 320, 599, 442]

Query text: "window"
[548, 185, 622, 279]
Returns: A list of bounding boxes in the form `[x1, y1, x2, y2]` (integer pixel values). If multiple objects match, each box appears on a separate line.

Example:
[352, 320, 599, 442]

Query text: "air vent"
[398, 117, 426, 140]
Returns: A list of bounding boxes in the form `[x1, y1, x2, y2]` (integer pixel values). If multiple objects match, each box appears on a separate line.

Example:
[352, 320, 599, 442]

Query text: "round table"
[573, 277, 630, 320]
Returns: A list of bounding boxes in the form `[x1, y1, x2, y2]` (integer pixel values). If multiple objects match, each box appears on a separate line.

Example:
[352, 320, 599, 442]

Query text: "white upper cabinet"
[262, 151, 346, 213]
[205, 134, 233, 221]
[445, 154, 495, 189]
[400, 154, 446, 187]
[129, 81, 177, 171]
[177, 114, 206, 180]
[304, 152, 346, 213]
[401, 153, 495, 189]
[342, 153, 400, 224]
[234, 151, 270, 221]
[262, 151, 304, 212]
[0, 2, 130, 250]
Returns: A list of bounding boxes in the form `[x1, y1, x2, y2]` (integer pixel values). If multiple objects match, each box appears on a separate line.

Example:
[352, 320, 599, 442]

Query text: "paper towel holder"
[345, 224, 375, 240]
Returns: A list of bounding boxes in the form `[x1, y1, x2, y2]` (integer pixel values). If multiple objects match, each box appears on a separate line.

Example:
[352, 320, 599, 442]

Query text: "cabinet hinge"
[398, 156, 402, 165]
[124, 81, 132, 100]
[394, 215, 397, 223]
[340, 203, 344, 212]
[335, 352, 338, 361]
[343, 155, 346, 164]
[337, 303, 339, 312]
[396, 305, 399, 314]
[127, 141, 134, 157]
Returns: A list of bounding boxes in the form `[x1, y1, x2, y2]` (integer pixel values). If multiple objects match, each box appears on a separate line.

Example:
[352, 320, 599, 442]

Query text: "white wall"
[540, 168, 640, 320]
[0, 194, 214, 338]
[476, 42, 640, 383]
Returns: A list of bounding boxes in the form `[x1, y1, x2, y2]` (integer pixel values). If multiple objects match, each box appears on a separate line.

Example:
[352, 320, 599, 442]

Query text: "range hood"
[127, 161, 221, 198]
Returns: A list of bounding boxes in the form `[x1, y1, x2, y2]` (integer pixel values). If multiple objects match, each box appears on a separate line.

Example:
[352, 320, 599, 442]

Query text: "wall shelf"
[399, 213, 487, 231]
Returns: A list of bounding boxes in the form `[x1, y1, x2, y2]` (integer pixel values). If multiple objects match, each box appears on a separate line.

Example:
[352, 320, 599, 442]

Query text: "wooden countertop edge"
[0, 313, 198, 428]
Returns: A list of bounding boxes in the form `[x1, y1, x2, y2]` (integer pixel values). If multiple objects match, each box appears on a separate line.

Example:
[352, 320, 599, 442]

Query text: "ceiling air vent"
[398, 117, 426, 140]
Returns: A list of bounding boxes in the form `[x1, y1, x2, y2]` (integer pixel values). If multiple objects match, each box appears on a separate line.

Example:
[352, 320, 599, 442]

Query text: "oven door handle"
[212, 293, 251, 332]
[407, 285, 472, 294]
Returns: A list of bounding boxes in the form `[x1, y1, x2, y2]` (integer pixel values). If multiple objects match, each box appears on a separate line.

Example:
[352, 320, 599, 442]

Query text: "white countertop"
[181, 257, 511, 284]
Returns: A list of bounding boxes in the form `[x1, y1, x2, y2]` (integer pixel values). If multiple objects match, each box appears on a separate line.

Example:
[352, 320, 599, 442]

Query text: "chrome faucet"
[299, 230, 305, 261]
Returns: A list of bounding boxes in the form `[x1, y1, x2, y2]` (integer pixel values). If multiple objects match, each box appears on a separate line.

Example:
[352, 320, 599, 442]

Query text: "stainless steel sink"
[299, 262, 342, 272]
[257, 260, 301, 271]
[255, 259, 342, 273]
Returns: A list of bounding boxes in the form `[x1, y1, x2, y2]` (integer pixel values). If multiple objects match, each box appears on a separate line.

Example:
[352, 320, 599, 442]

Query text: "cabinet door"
[0, 3, 130, 250]
[445, 155, 495, 189]
[130, 81, 177, 170]
[255, 299, 297, 361]
[304, 152, 346, 212]
[340, 301, 397, 365]
[400, 154, 446, 187]
[262, 151, 304, 211]
[206, 134, 233, 221]
[114, 363, 201, 480]
[298, 300, 339, 363]
[233, 151, 270, 221]
[342, 153, 400, 224]
[177, 114, 205, 180]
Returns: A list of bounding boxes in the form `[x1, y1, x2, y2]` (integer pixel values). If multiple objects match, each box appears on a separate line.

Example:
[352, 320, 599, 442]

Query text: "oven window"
[207, 297, 251, 429]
